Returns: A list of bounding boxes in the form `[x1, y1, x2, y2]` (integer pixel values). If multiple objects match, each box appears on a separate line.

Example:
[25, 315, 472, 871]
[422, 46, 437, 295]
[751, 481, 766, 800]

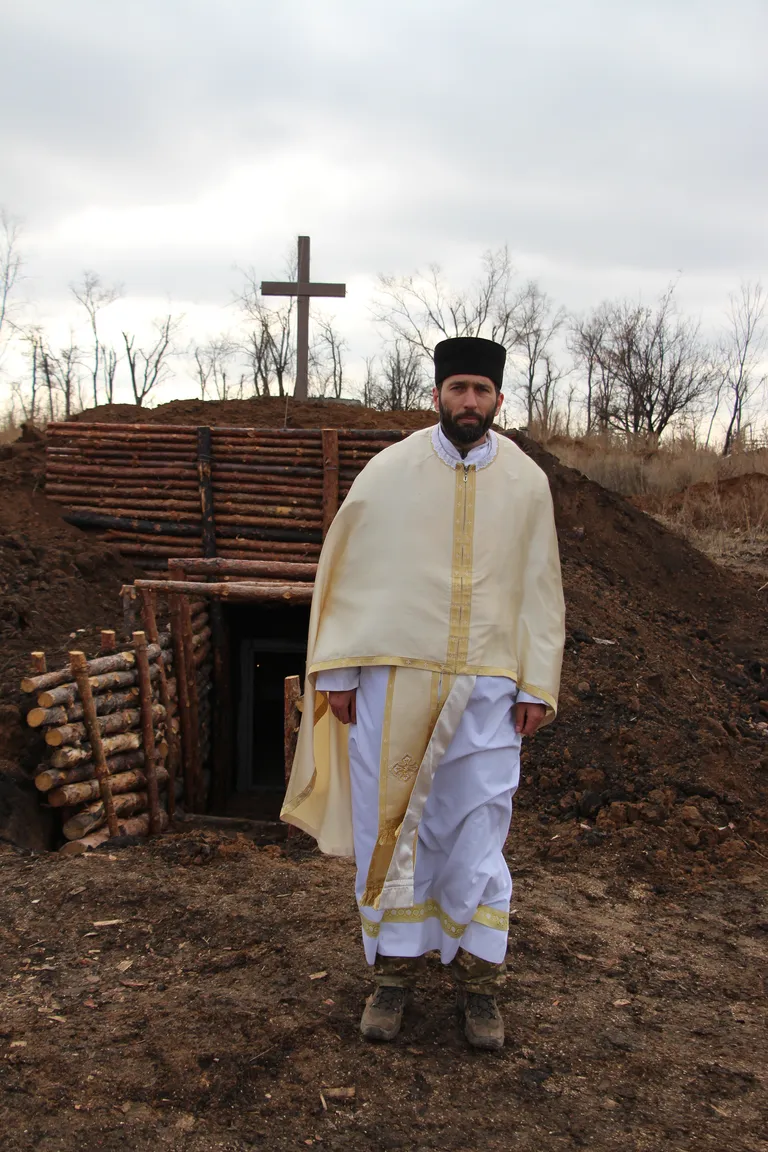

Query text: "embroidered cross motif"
[390, 754, 419, 782]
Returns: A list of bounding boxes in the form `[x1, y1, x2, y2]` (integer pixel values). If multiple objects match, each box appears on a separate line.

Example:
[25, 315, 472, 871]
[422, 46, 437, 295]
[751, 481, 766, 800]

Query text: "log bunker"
[24, 421, 415, 849]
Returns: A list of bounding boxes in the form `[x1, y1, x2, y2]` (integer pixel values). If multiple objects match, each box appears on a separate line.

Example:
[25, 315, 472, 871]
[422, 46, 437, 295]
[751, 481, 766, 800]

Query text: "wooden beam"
[69, 651, 120, 839]
[321, 428, 339, 538]
[128, 579, 314, 603]
[133, 631, 162, 836]
[259, 282, 346, 298]
[196, 426, 217, 559]
[295, 235, 310, 400]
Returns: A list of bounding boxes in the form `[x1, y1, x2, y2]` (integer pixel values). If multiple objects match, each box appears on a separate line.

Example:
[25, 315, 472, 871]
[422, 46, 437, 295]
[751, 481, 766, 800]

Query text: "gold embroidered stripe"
[446, 465, 476, 671]
[360, 899, 509, 939]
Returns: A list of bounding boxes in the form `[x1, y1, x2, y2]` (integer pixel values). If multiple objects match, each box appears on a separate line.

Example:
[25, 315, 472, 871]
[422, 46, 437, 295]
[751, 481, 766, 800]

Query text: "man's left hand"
[514, 701, 547, 737]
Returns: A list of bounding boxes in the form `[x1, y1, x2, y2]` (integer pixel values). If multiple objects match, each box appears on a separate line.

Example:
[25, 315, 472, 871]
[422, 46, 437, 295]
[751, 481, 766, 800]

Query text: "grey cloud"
[1, 0, 766, 328]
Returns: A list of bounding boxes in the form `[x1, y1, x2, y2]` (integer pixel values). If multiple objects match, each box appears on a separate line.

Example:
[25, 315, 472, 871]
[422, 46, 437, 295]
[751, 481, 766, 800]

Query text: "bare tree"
[569, 307, 616, 434]
[531, 354, 569, 432]
[514, 281, 566, 428]
[716, 282, 767, 455]
[29, 331, 82, 422]
[360, 356, 379, 408]
[239, 267, 295, 396]
[71, 271, 122, 407]
[590, 286, 714, 440]
[373, 246, 523, 363]
[0, 209, 23, 359]
[122, 314, 180, 407]
[100, 344, 118, 404]
[193, 336, 244, 400]
[365, 341, 429, 411]
[310, 316, 347, 398]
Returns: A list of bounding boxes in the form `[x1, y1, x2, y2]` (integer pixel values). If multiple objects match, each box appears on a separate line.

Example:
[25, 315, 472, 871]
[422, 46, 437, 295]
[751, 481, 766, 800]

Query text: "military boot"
[458, 989, 505, 1051]
[360, 985, 407, 1042]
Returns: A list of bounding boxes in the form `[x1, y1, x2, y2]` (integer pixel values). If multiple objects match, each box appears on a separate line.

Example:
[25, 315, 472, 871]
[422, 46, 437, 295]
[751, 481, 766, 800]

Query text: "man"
[282, 336, 565, 1050]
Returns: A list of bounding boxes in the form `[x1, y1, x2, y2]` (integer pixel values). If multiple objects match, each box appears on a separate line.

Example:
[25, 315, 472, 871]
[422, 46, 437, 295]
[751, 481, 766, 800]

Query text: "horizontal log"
[64, 512, 202, 536]
[50, 731, 142, 769]
[49, 422, 411, 439]
[77, 512, 323, 544]
[113, 543, 203, 559]
[211, 461, 322, 479]
[27, 687, 141, 728]
[47, 462, 198, 478]
[62, 504, 323, 528]
[63, 789, 150, 840]
[216, 541, 321, 557]
[49, 764, 169, 807]
[58, 808, 170, 855]
[48, 422, 197, 436]
[106, 532, 320, 558]
[129, 578, 314, 603]
[172, 558, 317, 580]
[337, 429, 411, 441]
[36, 652, 171, 708]
[22, 640, 168, 695]
[45, 703, 165, 747]
[49, 447, 194, 462]
[35, 749, 147, 792]
[48, 495, 201, 513]
[47, 479, 200, 495]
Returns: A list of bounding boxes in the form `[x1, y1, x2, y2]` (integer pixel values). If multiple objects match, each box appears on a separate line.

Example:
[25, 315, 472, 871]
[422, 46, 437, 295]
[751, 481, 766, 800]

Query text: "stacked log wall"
[21, 603, 212, 850]
[45, 423, 409, 574]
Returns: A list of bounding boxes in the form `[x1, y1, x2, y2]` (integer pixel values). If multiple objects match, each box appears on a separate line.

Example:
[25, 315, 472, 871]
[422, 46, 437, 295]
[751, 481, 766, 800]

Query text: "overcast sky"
[1, 0, 766, 407]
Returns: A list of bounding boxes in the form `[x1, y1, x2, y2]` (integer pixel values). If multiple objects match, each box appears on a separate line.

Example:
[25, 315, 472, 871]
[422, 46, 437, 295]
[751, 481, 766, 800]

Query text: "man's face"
[433, 374, 503, 446]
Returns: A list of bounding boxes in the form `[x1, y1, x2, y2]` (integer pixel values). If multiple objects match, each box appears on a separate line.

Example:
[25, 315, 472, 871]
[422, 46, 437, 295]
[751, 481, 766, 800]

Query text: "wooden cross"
[261, 236, 346, 401]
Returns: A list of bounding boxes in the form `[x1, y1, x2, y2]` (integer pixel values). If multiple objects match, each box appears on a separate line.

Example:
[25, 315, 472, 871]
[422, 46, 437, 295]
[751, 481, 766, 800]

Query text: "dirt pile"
[0, 440, 143, 847]
[74, 397, 439, 430]
[513, 434, 768, 875]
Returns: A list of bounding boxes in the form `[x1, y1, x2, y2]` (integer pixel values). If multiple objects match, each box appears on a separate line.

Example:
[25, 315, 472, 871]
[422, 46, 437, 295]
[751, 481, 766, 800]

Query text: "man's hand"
[328, 689, 357, 725]
[514, 701, 546, 737]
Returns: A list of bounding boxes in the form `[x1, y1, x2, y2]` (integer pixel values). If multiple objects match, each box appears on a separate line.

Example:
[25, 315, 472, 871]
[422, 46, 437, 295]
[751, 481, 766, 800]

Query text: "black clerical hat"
[433, 337, 506, 390]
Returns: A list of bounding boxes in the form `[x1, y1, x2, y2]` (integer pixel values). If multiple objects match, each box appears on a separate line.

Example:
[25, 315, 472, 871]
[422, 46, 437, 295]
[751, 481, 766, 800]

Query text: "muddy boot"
[360, 985, 407, 1042]
[458, 989, 505, 1051]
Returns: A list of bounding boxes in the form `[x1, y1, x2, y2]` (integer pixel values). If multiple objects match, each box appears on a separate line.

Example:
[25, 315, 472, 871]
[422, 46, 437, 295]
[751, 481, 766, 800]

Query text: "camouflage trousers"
[374, 950, 506, 994]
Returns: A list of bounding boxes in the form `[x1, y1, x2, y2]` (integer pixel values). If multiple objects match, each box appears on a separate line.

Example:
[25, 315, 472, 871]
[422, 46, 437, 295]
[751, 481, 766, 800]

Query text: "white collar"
[432, 424, 498, 471]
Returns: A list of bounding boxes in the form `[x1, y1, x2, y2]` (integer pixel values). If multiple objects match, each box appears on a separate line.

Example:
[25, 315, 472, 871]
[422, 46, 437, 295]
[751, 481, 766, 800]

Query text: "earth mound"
[73, 396, 439, 430]
[0, 439, 143, 847]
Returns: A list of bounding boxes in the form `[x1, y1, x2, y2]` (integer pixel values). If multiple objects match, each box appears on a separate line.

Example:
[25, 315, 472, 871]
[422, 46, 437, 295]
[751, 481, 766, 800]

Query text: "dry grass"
[0, 413, 20, 445]
[548, 433, 768, 499]
[545, 430, 768, 580]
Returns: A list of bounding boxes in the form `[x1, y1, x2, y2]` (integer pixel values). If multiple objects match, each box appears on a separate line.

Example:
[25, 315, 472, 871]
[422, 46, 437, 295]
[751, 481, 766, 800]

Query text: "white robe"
[316, 427, 544, 967]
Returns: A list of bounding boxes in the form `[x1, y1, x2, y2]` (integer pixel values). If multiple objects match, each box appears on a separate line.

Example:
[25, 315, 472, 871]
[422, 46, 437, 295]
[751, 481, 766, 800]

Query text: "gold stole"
[361, 666, 454, 909]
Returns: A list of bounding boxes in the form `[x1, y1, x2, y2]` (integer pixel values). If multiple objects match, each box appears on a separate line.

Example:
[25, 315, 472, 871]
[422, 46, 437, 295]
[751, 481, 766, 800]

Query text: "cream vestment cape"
[281, 426, 565, 882]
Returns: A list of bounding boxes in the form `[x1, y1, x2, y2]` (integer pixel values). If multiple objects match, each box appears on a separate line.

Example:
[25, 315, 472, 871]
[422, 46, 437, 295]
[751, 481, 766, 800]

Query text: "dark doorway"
[220, 601, 310, 820]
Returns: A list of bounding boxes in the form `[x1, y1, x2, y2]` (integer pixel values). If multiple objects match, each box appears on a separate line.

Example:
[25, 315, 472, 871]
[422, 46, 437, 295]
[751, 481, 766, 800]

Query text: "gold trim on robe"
[281, 427, 566, 860]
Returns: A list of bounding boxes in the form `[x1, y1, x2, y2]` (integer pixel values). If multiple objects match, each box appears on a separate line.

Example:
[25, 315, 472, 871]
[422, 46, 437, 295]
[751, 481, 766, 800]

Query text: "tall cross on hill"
[261, 235, 346, 401]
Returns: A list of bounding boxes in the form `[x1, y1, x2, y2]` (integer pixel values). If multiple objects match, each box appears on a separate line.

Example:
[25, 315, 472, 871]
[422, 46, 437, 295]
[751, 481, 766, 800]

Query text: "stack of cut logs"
[45, 422, 411, 575]
[23, 592, 213, 851]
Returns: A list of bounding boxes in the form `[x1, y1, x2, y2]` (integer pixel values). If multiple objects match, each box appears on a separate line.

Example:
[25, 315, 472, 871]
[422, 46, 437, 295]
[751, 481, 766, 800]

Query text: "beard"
[438, 398, 496, 446]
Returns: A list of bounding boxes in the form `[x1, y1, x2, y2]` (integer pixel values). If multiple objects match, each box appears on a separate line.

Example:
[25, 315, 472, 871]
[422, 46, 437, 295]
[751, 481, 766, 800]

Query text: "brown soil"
[0, 439, 145, 848]
[0, 827, 765, 1152]
[74, 398, 439, 430]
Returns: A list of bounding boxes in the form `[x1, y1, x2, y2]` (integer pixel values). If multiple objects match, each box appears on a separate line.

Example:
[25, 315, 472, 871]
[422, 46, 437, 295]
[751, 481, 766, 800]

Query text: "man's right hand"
[328, 689, 357, 725]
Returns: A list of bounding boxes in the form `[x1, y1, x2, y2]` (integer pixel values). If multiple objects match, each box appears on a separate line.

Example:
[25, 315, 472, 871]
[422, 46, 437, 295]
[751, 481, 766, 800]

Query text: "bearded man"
[281, 336, 565, 1050]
